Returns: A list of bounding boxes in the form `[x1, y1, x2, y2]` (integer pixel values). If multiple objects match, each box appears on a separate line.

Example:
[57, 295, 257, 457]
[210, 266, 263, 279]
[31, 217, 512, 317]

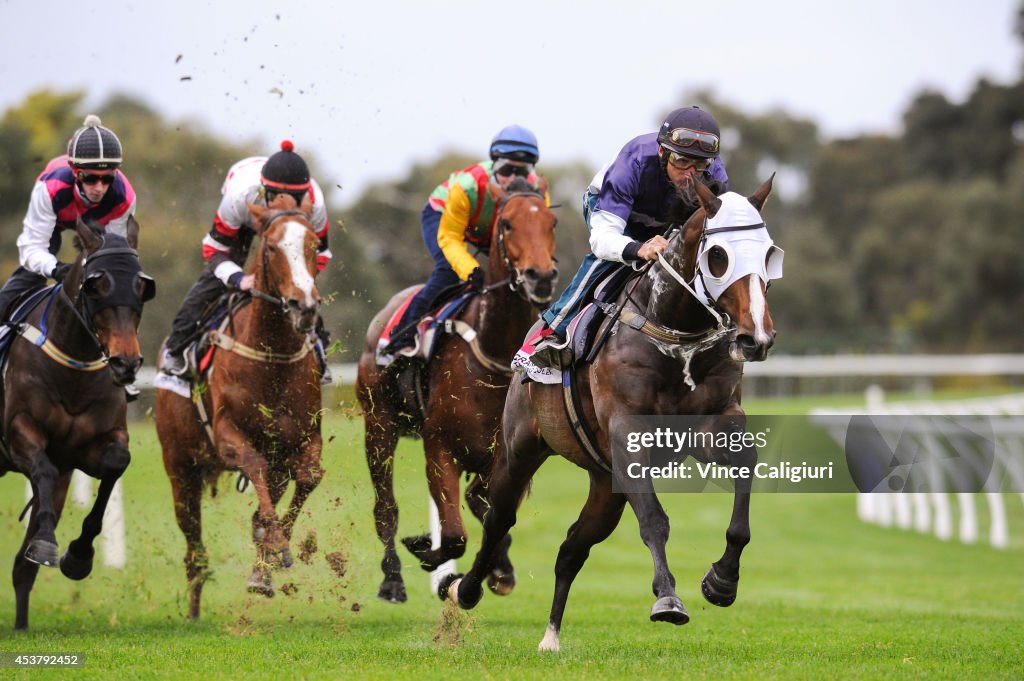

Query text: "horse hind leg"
[624, 488, 689, 626]
[539, 473, 627, 652]
[13, 472, 71, 630]
[60, 442, 131, 581]
[167, 466, 209, 619]
[464, 474, 515, 596]
[365, 415, 406, 603]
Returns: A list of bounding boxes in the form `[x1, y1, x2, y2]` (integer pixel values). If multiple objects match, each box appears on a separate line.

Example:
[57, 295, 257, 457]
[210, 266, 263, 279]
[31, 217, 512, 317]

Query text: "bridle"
[249, 209, 318, 312]
[489, 191, 548, 300]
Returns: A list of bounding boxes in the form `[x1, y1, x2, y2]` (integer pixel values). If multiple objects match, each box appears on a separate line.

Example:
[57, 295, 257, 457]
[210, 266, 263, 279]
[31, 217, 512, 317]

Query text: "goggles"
[666, 151, 712, 172]
[77, 171, 115, 186]
[494, 162, 532, 178]
[666, 127, 720, 155]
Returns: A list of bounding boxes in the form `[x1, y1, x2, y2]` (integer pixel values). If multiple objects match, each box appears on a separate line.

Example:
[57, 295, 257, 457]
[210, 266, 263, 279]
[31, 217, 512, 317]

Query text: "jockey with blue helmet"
[382, 124, 550, 357]
[539, 106, 731, 339]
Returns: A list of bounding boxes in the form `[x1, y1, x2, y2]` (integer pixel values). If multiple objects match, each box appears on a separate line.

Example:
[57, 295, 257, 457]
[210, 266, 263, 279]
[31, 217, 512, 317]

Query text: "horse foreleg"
[60, 441, 131, 581]
[10, 421, 60, 567]
[12, 472, 71, 630]
[624, 487, 688, 626]
[465, 474, 514, 596]
[539, 473, 627, 652]
[279, 437, 324, 554]
[365, 416, 405, 603]
[702, 441, 755, 608]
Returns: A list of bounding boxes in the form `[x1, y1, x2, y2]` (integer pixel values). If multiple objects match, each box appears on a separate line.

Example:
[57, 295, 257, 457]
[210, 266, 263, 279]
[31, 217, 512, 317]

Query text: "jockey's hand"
[51, 262, 72, 282]
[228, 272, 256, 291]
[637, 235, 669, 261]
[467, 267, 485, 292]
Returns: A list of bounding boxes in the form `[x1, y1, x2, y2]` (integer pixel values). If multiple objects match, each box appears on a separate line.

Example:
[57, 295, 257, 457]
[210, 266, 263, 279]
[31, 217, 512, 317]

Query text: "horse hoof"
[650, 595, 689, 625]
[25, 539, 60, 567]
[436, 573, 462, 603]
[247, 570, 275, 598]
[400, 533, 432, 558]
[701, 565, 738, 607]
[59, 545, 95, 581]
[377, 579, 408, 604]
[279, 548, 294, 569]
[487, 569, 516, 596]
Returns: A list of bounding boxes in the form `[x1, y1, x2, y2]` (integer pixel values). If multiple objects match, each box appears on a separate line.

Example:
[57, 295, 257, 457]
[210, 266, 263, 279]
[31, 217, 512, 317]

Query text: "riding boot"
[314, 338, 333, 385]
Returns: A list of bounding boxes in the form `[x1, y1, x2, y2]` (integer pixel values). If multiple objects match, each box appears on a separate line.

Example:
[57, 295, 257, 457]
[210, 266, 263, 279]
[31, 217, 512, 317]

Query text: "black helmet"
[67, 114, 123, 170]
[261, 140, 311, 192]
[656, 106, 721, 159]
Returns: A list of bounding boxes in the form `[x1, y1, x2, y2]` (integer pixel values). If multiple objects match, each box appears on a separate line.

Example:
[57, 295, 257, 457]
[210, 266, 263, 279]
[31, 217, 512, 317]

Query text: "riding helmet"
[489, 125, 540, 164]
[261, 140, 311, 192]
[657, 106, 721, 159]
[67, 115, 123, 170]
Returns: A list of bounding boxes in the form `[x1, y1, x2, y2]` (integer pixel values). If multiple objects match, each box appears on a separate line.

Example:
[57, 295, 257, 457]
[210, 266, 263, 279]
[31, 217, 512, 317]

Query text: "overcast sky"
[1, 1, 1020, 206]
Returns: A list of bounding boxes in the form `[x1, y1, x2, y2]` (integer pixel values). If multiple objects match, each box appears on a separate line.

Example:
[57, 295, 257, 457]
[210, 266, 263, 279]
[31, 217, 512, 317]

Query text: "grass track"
[0, 392, 1021, 679]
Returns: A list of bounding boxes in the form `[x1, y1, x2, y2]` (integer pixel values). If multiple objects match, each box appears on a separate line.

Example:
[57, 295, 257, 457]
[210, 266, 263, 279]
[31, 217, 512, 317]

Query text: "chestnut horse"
[1, 219, 154, 630]
[155, 197, 324, 619]
[448, 177, 783, 650]
[357, 179, 558, 603]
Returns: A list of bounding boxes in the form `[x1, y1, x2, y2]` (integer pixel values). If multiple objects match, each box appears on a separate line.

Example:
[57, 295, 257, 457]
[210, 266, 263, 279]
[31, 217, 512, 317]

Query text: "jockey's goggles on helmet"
[76, 171, 115, 186]
[493, 159, 533, 178]
[665, 151, 712, 172]
[666, 127, 720, 155]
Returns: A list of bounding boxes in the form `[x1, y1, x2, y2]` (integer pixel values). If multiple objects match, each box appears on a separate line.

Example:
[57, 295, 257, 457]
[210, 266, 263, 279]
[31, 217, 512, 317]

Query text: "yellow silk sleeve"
[436, 183, 481, 280]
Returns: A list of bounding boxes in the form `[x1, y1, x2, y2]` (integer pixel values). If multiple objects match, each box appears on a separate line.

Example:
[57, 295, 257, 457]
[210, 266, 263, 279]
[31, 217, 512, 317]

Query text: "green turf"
[0, 392, 1021, 679]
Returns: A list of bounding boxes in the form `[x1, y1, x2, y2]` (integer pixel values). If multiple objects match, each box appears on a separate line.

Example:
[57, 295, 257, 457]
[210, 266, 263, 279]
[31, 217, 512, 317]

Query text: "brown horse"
[155, 196, 324, 619]
[1, 219, 154, 630]
[447, 177, 783, 650]
[357, 178, 558, 603]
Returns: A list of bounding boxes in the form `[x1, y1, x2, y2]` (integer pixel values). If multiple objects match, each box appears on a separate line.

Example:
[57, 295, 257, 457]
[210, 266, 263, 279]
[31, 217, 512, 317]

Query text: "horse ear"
[535, 176, 549, 195]
[695, 179, 722, 218]
[75, 217, 102, 252]
[126, 215, 141, 250]
[748, 173, 775, 211]
[487, 181, 504, 203]
[248, 203, 270, 231]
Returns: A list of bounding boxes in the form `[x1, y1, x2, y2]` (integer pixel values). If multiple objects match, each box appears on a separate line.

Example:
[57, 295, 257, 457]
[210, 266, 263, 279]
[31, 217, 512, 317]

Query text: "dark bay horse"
[155, 196, 324, 619]
[357, 179, 558, 603]
[1, 219, 154, 630]
[448, 177, 783, 651]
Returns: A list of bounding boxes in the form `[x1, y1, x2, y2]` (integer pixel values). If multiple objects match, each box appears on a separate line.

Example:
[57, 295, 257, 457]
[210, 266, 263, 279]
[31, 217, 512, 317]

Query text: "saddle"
[375, 289, 477, 368]
[513, 265, 641, 384]
[0, 286, 60, 374]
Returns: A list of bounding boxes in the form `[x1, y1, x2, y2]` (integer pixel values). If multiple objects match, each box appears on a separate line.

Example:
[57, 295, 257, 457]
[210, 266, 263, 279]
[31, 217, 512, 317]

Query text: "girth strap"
[561, 363, 613, 474]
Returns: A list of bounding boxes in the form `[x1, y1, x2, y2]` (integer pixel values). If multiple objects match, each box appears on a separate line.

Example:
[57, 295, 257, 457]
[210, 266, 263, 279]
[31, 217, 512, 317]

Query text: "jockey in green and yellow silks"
[383, 125, 548, 357]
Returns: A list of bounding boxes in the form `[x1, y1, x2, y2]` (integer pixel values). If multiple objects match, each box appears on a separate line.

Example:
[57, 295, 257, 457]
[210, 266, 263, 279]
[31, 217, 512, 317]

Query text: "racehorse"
[356, 178, 558, 603]
[447, 177, 783, 651]
[1, 218, 154, 630]
[155, 196, 324, 619]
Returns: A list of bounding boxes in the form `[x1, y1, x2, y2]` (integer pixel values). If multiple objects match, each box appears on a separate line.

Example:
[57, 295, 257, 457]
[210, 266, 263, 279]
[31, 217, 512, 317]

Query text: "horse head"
[669, 176, 783, 362]
[65, 217, 155, 385]
[248, 194, 321, 335]
[487, 177, 559, 307]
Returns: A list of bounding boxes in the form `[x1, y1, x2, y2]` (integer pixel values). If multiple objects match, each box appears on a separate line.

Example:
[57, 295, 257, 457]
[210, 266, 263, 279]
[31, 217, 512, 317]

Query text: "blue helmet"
[489, 125, 539, 164]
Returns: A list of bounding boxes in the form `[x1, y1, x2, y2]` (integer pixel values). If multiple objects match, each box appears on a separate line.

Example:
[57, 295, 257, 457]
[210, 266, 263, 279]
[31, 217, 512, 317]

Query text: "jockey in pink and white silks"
[0, 115, 137, 317]
[161, 141, 334, 381]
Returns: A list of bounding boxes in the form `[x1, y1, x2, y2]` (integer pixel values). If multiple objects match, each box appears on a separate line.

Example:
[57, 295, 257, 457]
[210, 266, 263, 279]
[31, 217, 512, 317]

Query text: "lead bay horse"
[1, 219, 154, 630]
[155, 196, 324, 619]
[357, 178, 558, 603]
[448, 177, 783, 651]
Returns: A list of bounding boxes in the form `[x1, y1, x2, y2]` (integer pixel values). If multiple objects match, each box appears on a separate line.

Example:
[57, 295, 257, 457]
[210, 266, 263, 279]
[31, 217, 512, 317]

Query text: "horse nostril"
[524, 267, 539, 279]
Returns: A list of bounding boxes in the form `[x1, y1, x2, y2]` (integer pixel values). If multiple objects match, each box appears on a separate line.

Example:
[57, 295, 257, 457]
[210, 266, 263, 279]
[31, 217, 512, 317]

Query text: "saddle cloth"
[375, 288, 475, 368]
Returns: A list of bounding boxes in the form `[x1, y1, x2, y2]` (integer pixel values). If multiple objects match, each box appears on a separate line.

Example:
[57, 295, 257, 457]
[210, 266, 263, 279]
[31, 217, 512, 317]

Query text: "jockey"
[161, 141, 334, 382]
[382, 124, 548, 358]
[540, 106, 731, 339]
[0, 115, 140, 397]
[0, 115, 136, 316]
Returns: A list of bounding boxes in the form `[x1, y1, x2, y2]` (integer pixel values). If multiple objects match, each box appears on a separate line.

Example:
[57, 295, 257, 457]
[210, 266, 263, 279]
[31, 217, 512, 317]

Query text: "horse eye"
[708, 246, 728, 277]
[500, 219, 512, 231]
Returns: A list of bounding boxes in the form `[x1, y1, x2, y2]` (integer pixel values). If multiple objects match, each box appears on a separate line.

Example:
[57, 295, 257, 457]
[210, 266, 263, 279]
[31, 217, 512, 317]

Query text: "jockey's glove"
[227, 272, 244, 289]
[468, 267, 485, 292]
[51, 262, 72, 282]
